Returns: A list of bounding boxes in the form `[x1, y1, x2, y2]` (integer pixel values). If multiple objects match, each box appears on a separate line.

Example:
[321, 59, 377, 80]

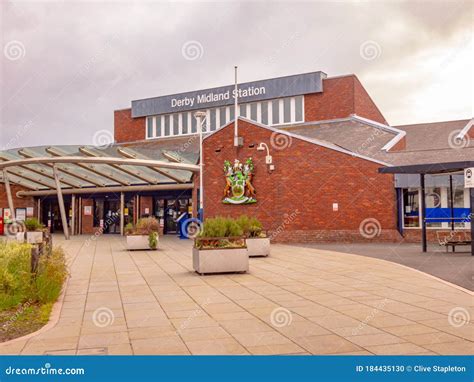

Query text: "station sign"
[464, 168, 474, 188]
[131, 71, 325, 118]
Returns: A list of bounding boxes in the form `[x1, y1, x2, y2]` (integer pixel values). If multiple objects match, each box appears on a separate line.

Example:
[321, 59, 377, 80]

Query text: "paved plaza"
[0, 235, 472, 355]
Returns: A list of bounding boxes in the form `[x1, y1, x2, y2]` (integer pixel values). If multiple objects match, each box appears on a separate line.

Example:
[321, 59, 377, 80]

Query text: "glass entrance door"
[103, 199, 120, 234]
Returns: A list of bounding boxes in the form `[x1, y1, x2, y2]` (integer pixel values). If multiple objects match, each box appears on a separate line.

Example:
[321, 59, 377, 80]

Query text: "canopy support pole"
[470, 188, 473, 256]
[120, 192, 125, 236]
[53, 165, 70, 240]
[3, 169, 16, 221]
[71, 194, 76, 236]
[420, 174, 427, 252]
[449, 175, 455, 231]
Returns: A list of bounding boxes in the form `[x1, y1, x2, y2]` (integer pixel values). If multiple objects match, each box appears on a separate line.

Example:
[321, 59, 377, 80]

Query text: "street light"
[194, 111, 207, 220]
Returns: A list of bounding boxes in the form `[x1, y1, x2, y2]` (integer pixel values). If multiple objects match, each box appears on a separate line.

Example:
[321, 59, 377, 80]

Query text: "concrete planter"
[246, 237, 270, 257]
[193, 247, 249, 274]
[16, 232, 25, 243]
[126, 234, 158, 250]
[26, 231, 44, 244]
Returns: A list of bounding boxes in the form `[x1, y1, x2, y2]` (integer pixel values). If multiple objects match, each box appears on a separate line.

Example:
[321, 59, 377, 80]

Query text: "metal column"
[420, 174, 427, 252]
[449, 175, 455, 231]
[52, 165, 70, 240]
[470, 188, 473, 256]
[120, 192, 124, 236]
[71, 194, 76, 236]
[3, 169, 16, 221]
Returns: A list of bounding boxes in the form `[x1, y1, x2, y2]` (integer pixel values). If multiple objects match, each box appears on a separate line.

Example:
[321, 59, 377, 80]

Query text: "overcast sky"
[1, 0, 472, 150]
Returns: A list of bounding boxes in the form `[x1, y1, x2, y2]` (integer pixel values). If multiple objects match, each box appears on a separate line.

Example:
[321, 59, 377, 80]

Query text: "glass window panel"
[239, 104, 247, 118]
[229, 106, 235, 121]
[426, 187, 442, 228]
[147, 117, 153, 138]
[173, 114, 179, 135]
[182, 113, 188, 134]
[250, 103, 258, 121]
[156, 116, 162, 137]
[261, 102, 268, 125]
[295, 96, 303, 122]
[164, 115, 170, 136]
[191, 113, 197, 133]
[210, 109, 216, 131]
[403, 188, 419, 228]
[219, 107, 226, 127]
[272, 99, 279, 124]
[283, 98, 291, 123]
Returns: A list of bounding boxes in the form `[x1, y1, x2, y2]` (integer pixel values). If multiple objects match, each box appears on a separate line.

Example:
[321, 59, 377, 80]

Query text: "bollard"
[31, 245, 40, 274]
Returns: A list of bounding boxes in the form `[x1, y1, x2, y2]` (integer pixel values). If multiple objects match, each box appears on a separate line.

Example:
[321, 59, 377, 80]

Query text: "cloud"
[1, 1, 472, 149]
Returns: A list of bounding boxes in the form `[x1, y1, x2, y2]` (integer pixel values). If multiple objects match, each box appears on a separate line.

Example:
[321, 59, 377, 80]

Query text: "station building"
[1, 71, 473, 243]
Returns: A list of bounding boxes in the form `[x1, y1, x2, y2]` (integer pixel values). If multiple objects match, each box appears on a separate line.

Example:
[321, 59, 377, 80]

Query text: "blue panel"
[425, 208, 470, 222]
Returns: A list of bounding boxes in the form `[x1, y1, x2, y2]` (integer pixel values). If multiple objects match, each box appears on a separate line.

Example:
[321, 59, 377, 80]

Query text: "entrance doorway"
[94, 197, 121, 234]
[154, 197, 191, 234]
[41, 198, 70, 233]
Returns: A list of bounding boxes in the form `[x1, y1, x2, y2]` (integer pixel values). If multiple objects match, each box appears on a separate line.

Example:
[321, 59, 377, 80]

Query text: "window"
[403, 188, 420, 227]
[147, 117, 153, 138]
[295, 96, 303, 122]
[261, 101, 269, 125]
[156, 116, 162, 137]
[283, 98, 291, 123]
[182, 113, 189, 134]
[219, 108, 227, 128]
[164, 115, 170, 136]
[173, 114, 179, 135]
[250, 103, 258, 121]
[145, 95, 305, 139]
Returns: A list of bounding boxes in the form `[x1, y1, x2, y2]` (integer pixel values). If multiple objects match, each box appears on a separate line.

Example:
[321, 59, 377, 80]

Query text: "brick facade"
[201, 119, 401, 243]
[114, 75, 387, 143]
[114, 108, 146, 143]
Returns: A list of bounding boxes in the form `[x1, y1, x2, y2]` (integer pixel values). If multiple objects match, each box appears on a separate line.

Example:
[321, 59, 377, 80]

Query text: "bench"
[436, 231, 472, 252]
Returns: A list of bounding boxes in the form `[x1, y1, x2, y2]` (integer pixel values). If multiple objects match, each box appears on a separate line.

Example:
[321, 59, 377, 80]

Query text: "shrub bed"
[0, 241, 67, 342]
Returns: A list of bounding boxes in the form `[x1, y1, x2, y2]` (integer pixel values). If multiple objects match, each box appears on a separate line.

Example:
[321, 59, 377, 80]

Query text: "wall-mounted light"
[256, 142, 274, 171]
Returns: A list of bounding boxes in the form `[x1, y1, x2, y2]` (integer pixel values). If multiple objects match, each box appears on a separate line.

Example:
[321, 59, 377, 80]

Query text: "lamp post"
[194, 111, 207, 220]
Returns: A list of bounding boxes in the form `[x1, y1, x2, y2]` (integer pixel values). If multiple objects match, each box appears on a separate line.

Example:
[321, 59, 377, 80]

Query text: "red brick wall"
[114, 108, 146, 143]
[304, 75, 387, 125]
[0, 184, 37, 219]
[402, 229, 471, 244]
[202, 119, 400, 243]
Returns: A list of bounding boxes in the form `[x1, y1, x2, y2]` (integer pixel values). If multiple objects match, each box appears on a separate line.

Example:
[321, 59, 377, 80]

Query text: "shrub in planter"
[236, 215, 270, 257]
[125, 217, 159, 250]
[193, 217, 248, 274]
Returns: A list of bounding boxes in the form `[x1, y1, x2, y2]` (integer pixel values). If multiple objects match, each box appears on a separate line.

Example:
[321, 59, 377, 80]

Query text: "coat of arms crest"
[223, 158, 257, 204]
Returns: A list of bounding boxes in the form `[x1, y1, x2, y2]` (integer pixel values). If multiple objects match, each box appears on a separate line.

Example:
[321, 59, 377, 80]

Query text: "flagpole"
[234, 66, 238, 147]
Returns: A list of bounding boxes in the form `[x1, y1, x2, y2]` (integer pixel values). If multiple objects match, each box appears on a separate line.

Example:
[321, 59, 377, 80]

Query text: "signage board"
[465, 168, 474, 188]
[132, 71, 325, 117]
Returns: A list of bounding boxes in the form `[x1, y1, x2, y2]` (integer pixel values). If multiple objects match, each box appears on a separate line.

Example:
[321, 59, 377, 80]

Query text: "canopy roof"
[379, 161, 474, 175]
[0, 144, 199, 193]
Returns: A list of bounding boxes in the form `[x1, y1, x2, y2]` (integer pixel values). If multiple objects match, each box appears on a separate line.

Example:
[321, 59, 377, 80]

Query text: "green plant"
[0, 241, 67, 310]
[236, 215, 265, 238]
[195, 217, 245, 249]
[124, 223, 134, 235]
[135, 217, 159, 235]
[148, 232, 158, 249]
[24, 218, 44, 232]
